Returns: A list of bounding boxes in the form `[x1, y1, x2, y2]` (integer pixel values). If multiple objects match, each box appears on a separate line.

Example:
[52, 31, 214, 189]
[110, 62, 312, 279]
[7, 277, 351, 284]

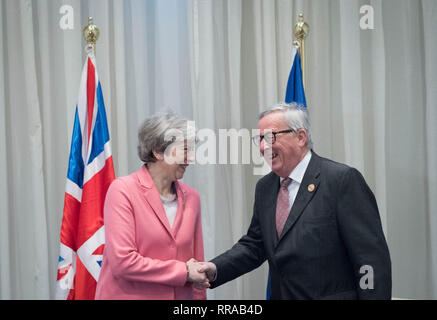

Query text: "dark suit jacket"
[210, 152, 391, 299]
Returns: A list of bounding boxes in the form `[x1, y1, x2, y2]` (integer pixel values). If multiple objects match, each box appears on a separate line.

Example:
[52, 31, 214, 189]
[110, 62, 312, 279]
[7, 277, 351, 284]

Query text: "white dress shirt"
[279, 150, 312, 209]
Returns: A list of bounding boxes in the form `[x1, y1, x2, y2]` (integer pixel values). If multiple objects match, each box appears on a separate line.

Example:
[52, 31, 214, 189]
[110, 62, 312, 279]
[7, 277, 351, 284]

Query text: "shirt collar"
[280, 150, 312, 185]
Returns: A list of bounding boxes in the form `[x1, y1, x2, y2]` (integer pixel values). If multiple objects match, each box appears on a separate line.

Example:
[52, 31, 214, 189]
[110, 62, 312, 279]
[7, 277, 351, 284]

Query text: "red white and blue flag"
[56, 52, 115, 300]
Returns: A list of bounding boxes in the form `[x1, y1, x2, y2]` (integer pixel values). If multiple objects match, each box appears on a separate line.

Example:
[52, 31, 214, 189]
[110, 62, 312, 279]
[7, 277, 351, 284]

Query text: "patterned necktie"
[276, 177, 292, 237]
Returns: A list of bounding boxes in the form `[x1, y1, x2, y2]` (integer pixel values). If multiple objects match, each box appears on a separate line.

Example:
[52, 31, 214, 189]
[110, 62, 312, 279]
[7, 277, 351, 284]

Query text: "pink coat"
[95, 166, 206, 300]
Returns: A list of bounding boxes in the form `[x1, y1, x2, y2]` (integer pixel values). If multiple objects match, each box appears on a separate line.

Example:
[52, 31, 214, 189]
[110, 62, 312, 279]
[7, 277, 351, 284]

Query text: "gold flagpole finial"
[294, 13, 309, 87]
[294, 14, 309, 45]
[83, 17, 100, 54]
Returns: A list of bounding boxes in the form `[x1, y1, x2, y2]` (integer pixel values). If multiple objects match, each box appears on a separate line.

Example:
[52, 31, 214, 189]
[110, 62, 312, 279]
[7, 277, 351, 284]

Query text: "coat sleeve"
[336, 167, 392, 299]
[103, 179, 188, 287]
[192, 192, 207, 300]
[210, 188, 267, 288]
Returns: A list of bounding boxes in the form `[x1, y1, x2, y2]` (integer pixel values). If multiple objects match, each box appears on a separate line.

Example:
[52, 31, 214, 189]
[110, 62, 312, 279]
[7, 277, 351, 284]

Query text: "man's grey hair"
[137, 112, 194, 163]
[259, 102, 313, 150]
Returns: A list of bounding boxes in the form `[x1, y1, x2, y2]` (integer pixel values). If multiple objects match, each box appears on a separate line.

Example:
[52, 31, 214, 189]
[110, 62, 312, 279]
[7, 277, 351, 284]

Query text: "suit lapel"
[137, 166, 175, 241]
[276, 152, 321, 246]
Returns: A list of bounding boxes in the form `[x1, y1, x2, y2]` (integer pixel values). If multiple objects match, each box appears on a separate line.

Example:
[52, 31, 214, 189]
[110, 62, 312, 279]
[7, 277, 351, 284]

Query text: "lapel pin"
[308, 184, 315, 192]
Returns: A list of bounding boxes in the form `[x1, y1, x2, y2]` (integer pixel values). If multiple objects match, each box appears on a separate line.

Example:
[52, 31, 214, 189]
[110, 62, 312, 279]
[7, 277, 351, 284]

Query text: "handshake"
[186, 258, 217, 289]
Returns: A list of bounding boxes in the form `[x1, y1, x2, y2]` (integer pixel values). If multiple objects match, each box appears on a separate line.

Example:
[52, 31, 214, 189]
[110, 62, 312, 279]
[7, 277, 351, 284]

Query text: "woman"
[95, 113, 206, 299]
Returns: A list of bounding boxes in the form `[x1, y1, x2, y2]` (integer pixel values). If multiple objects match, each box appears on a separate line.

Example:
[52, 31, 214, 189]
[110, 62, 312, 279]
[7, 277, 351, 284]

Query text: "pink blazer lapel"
[136, 165, 175, 240]
[170, 181, 186, 238]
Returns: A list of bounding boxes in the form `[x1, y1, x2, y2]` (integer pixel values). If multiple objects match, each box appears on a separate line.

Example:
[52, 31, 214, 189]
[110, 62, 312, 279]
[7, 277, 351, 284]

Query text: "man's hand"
[197, 262, 217, 281]
[186, 258, 210, 287]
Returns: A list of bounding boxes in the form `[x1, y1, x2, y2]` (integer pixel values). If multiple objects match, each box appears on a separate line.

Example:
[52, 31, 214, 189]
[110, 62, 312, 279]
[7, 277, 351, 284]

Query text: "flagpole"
[83, 17, 99, 54]
[293, 13, 309, 88]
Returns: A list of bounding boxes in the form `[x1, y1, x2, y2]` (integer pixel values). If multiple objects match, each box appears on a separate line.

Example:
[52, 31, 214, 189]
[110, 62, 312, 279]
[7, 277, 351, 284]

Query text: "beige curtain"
[0, 0, 435, 299]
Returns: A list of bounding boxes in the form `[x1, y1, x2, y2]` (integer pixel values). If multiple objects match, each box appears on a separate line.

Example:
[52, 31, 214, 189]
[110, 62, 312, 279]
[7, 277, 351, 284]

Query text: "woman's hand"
[186, 258, 210, 288]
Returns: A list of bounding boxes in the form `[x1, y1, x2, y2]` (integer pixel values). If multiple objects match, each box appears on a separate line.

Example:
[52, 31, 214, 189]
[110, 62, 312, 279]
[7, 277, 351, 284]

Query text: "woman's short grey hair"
[137, 112, 194, 163]
[259, 102, 313, 150]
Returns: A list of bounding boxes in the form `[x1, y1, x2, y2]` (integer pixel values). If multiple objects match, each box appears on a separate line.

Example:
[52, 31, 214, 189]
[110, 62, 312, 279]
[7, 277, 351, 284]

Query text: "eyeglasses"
[252, 129, 295, 146]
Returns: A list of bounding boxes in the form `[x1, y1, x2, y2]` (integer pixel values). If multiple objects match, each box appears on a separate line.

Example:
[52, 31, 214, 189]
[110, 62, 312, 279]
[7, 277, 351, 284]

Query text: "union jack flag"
[56, 52, 115, 300]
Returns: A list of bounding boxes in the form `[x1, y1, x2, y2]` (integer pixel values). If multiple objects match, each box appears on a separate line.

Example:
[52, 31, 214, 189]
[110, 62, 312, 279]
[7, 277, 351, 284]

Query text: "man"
[197, 102, 391, 299]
